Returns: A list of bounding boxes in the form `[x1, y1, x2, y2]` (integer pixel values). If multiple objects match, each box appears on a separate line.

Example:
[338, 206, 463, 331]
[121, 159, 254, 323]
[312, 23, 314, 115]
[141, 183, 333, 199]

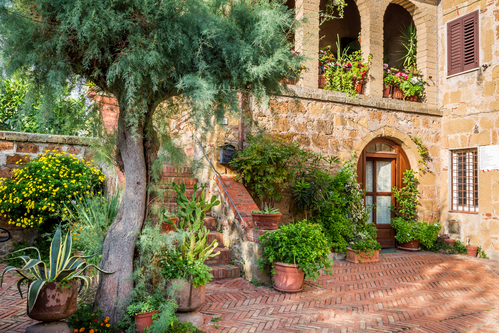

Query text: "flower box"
[318, 74, 326, 89]
[392, 86, 404, 100]
[346, 247, 380, 264]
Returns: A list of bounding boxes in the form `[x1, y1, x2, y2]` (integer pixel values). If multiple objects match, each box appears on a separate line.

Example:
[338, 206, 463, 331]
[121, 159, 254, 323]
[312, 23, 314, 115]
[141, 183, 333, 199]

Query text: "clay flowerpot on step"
[398, 240, 420, 251]
[466, 245, 479, 257]
[167, 279, 205, 312]
[251, 213, 282, 230]
[27, 280, 78, 322]
[444, 238, 456, 247]
[273, 262, 304, 293]
[135, 310, 159, 333]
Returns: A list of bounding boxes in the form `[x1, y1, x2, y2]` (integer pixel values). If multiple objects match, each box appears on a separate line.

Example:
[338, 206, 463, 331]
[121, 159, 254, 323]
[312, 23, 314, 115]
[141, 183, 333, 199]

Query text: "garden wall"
[0, 131, 98, 254]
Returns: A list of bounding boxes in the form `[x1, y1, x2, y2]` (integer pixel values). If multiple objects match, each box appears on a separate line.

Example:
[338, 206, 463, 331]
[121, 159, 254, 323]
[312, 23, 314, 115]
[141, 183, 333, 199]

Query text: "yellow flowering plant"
[0, 152, 105, 229]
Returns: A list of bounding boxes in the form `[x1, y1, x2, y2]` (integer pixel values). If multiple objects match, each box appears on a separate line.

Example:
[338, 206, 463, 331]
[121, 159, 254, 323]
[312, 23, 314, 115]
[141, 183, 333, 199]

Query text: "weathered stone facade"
[438, 0, 499, 259]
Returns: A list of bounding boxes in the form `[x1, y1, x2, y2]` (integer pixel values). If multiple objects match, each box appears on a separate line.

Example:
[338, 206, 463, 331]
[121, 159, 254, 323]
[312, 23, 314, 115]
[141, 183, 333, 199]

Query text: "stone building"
[201, 0, 499, 259]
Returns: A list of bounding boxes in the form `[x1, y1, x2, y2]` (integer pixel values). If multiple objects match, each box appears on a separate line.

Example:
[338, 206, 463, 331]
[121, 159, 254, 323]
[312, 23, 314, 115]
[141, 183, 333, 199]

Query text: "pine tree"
[0, 0, 303, 323]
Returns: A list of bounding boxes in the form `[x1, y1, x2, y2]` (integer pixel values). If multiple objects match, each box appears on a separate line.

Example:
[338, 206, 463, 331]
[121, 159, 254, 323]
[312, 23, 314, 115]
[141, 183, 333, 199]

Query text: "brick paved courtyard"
[2, 251, 499, 332]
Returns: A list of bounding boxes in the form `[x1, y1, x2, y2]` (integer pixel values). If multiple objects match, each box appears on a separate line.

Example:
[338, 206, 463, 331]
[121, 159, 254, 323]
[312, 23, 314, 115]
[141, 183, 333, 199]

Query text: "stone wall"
[437, 0, 499, 259]
[0, 131, 96, 254]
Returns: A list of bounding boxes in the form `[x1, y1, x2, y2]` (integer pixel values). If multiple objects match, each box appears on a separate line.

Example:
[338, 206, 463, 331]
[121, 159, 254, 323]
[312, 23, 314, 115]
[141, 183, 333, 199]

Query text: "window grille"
[451, 149, 478, 212]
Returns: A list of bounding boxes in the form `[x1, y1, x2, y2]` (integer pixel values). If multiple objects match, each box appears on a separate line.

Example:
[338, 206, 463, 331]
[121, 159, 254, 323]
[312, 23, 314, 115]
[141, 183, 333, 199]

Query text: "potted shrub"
[391, 170, 441, 250]
[347, 239, 381, 263]
[0, 225, 111, 322]
[346, 201, 382, 263]
[257, 221, 333, 292]
[127, 296, 160, 333]
[251, 204, 282, 230]
[159, 182, 220, 311]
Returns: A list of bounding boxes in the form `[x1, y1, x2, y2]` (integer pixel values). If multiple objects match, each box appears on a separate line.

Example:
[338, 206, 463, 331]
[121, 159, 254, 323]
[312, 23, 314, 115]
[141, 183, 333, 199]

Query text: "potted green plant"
[127, 296, 160, 333]
[466, 240, 479, 257]
[0, 225, 111, 322]
[251, 204, 282, 230]
[159, 182, 220, 312]
[257, 220, 333, 293]
[346, 200, 382, 263]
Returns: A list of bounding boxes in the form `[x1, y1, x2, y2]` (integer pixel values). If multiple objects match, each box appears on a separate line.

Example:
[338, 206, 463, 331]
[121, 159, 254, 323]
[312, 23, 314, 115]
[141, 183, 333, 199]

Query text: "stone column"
[359, 1, 384, 97]
[295, 0, 320, 89]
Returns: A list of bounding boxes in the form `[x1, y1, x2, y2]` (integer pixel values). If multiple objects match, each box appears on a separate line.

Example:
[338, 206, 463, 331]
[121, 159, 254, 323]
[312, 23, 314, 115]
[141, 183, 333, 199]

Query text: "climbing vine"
[409, 135, 431, 173]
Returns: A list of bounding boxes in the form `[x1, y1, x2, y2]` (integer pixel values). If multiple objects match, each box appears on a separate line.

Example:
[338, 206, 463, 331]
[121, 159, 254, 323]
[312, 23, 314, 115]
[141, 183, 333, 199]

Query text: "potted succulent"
[251, 204, 282, 230]
[159, 183, 220, 312]
[127, 296, 160, 333]
[257, 220, 333, 292]
[0, 225, 111, 322]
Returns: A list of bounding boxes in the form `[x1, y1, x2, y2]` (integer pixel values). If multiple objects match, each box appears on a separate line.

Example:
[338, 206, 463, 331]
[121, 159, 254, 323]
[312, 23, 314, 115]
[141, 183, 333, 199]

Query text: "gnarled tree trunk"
[94, 100, 148, 325]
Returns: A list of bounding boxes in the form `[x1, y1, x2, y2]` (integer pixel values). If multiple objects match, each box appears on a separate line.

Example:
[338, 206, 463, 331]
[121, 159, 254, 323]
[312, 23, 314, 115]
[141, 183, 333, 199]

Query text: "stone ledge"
[0, 131, 97, 146]
[281, 85, 442, 117]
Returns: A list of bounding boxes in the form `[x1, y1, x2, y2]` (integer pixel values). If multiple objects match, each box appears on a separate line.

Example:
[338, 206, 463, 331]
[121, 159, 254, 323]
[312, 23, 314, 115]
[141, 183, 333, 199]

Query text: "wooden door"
[357, 139, 410, 248]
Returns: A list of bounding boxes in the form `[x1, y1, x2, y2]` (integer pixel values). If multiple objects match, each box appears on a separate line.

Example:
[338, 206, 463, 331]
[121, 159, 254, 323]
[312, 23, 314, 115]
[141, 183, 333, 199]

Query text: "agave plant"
[0, 225, 112, 312]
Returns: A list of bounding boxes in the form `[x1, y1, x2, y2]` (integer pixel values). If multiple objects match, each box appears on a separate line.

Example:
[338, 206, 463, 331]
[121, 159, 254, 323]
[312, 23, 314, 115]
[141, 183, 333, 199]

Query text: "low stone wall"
[0, 131, 96, 254]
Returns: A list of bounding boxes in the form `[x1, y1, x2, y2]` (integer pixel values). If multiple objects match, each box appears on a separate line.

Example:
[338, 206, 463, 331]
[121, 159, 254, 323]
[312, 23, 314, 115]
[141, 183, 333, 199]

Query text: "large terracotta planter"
[135, 310, 159, 333]
[466, 245, 478, 257]
[273, 262, 304, 293]
[346, 248, 380, 263]
[318, 74, 326, 89]
[392, 86, 404, 100]
[27, 280, 78, 322]
[444, 238, 456, 247]
[167, 279, 205, 312]
[251, 213, 282, 230]
[399, 240, 420, 251]
[383, 85, 391, 98]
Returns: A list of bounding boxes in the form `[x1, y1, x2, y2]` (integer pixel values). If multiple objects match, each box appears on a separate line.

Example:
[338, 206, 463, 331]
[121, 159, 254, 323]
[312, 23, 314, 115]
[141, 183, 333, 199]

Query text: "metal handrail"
[192, 135, 246, 228]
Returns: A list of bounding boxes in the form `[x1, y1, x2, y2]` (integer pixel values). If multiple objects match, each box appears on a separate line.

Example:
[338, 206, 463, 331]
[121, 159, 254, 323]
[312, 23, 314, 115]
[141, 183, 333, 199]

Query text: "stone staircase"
[162, 165, 240, 280]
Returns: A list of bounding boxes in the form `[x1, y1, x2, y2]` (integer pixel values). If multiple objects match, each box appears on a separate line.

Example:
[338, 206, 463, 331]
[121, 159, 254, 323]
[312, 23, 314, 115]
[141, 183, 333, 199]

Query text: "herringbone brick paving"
[201, 252, 499, 332]
[2, 252, 499, 332]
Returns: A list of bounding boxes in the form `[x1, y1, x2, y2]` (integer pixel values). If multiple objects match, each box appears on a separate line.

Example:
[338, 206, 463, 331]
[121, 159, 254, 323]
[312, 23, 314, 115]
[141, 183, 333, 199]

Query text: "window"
[451, 149, 478, 212]
[447, 11, 479, 76]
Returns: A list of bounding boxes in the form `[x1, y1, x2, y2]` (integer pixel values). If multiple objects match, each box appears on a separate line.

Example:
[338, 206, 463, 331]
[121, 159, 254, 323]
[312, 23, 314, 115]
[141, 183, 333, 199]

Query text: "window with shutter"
[447, 11, 479, 76]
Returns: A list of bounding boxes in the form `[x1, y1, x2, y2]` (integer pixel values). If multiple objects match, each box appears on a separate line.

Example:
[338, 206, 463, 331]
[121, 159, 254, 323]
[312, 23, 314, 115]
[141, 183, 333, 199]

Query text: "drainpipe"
[238, 92, 244, 150]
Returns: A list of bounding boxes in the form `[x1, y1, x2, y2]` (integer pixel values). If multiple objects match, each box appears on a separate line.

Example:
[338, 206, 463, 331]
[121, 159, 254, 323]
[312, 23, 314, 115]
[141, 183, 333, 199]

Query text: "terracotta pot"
[167, 279, 205, 312]
[405, 95, 418, 102]
[444, 238, 456, 247]
[135, 310, 159, 333]
[161, 217, 178, 233]
[282, 76, 298, 85]
[383, 85, 391, 98]
[399, 240, 420, 251]
[466, 245, 478, 257]
[251, 213, 282, 230]
[392, 86, 404, 100]
[27, 280, 78, 322]
[318, 74, 326, 89]
[346, 248, 380, 264]
[273, 262, 304, 293]
[355, 82, 364, 95]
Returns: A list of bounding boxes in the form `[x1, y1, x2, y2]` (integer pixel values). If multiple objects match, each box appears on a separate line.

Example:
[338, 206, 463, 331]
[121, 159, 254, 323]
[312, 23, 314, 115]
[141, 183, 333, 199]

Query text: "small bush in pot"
[257, 220, 333, 292]
[0, 225, 111, 321]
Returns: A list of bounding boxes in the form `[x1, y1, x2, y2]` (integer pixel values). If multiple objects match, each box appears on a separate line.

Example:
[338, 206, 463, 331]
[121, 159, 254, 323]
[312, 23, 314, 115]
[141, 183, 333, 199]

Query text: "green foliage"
[323, 36, 371, 96]
[252, 204, 280, 215]
[0, 225, 111, 312]
[392, 169, 419, 223]
[168, 321, 205, 333]
[159, 183, 220, 287]
[422, 239, 468, 254]
[350, 239, 381, 252]
[127, 295, 161, 316]
[0, 75, 98, 135]
[478, 247, 489, 259]
[391, 219, 440, 246]
[0, 153, 105, 229]
[409, 135, 431, 172]
[68, 304, 114, 332]
[257, 220, 333, 281]
[64, 190, 122, 268]
[397, 23, 417, 70]
[383, 68, 426, 99]
[229, 134, 303, 207]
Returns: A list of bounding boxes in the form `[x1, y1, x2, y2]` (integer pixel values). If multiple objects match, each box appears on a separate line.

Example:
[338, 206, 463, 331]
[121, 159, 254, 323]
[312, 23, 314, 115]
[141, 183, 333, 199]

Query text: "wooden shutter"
[447, 11, 479, 76]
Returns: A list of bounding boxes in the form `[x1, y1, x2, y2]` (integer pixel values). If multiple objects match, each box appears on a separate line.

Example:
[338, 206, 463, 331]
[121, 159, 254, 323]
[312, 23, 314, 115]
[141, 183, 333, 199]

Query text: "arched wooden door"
[357, 138, 410, 248]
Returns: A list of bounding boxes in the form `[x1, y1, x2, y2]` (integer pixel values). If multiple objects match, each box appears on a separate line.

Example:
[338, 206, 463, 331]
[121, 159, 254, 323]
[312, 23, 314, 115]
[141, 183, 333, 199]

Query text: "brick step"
[164, 165, 192, 176]
[162, 188, 202, 202]
[204, 216, 217, 231]
[205, 247, 231, 265]
[162, 177, 197, 188]
[207, 231, 223, 246]
[209, 264, 240, 280]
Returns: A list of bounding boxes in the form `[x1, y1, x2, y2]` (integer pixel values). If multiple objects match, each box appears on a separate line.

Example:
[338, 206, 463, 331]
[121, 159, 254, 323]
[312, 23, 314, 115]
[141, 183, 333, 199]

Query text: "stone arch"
[354, 127, 420, 170]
